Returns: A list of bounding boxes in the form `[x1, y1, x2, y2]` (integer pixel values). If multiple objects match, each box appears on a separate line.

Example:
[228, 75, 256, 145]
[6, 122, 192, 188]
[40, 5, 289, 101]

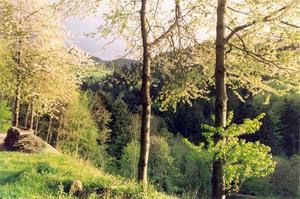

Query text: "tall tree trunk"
[56, 115, 63, 147]
[30, 102, 34, 129]
[46, 116, 53, 143]
[13, 37, 22, 128]
[212, 0, 227, 199]
[24, 102, 31, 128]
[138, 0, 151, 191]
[12, 70, 21, 127]
[35, 116, 39, 134]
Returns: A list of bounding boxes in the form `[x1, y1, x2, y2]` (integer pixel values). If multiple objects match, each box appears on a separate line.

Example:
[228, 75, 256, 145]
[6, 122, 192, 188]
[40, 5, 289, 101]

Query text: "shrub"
[0, 100, 12, 132]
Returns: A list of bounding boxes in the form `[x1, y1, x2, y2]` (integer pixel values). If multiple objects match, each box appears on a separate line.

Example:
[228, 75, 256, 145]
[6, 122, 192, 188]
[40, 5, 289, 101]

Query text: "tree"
[211, 1, 298, 197]
[107, 98, 133, 159]
[56, 0, 208, 190]
[185, 113, 276, 196]
[57, 93, 100, 160]
[0, 100, 12, 132]
[89, 92, 112, 145]
[280, 95, 300, 157]
[130, 0, 193, 189]
[157, 0, 298, 197]
[0, 0, 89, 128]
[212, 1, 227, 198]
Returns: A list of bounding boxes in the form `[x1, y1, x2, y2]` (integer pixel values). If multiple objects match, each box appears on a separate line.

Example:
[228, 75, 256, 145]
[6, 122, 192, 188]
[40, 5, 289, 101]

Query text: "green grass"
[0, 152, 176, 199]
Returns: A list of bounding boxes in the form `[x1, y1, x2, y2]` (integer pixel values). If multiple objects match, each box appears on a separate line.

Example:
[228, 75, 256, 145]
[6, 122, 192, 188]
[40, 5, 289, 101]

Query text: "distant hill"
[91, 56, 137, 69]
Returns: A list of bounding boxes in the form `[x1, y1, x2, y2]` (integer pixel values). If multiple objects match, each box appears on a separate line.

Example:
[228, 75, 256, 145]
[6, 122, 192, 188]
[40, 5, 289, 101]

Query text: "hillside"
[0, 151, 176, 199]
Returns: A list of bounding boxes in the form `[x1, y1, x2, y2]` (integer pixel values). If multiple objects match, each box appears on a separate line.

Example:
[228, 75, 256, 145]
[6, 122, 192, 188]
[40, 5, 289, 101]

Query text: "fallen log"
[229, 193, 256, 198]
[4, 127, 45, 153]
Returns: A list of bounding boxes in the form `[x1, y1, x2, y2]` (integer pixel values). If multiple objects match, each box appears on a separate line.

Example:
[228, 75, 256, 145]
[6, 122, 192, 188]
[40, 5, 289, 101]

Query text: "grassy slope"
[0, 152, 175, 199]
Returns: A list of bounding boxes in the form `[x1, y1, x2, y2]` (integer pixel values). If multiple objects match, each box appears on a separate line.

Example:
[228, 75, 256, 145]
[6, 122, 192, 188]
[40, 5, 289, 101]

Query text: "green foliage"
[170, 137, 211, 198]
[148, 136, 179, 193]
[89, 93, 112, 145]
[0, 100, 12, 132]
[0, 152, 174, 199]
[185, 113, 276, 192]
[280, 95, 300, 156]
[57, 93, 106, 164]
[240, 155, 300, 198]
[119, 140, 140, 179]
[153, 47, 212, 112]
[270, 155, 300, 197]
[239, 177, 275, 197]
[119, 135, 211, 197]
[107, 98, 133, 159]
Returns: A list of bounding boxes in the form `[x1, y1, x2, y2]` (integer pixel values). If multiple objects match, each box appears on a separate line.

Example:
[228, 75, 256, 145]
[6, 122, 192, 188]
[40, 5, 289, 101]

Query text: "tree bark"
[35, 116, 39, 135]
[138, 0, 151, 191]
[12, 37, 23, 128]
[30, 102, 34, 129]
[12, 68, 21, 127]
[46, 116, 53, 143]
[212, 0, 228, 199]
[24, 103, 31, 128]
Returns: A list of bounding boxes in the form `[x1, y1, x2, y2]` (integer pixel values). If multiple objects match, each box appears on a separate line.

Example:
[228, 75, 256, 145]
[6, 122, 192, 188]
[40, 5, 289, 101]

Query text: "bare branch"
[225, 4, 291, 43]
[150, 1, 180, 48]
[227, 6, 249, 15]
[280, 21, 300, 29]
[229, 43, 299, 72]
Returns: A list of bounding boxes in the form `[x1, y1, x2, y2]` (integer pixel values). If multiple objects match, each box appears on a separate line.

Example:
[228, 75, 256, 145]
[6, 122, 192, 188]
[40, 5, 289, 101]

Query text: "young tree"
[185, 113, 276, 196]
[57, 93, 99, 158]
[107, 98, 132, 159]
[213, 1, 227, 198]
[212, 1, 298, 198]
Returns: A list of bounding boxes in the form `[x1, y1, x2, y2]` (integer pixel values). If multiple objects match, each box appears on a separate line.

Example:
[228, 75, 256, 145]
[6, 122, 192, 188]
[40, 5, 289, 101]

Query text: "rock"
[4, 127, 45, 153]
[69, 180, 83, 196]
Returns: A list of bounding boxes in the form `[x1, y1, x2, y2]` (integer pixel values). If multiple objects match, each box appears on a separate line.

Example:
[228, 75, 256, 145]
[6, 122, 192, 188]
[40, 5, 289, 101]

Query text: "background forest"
[0, 0, 299, 199]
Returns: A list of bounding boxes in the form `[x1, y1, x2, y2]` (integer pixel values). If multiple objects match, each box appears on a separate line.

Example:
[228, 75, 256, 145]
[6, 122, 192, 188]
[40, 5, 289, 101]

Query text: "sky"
[65, 16, 127, 61]
[64, 0, 176, 61]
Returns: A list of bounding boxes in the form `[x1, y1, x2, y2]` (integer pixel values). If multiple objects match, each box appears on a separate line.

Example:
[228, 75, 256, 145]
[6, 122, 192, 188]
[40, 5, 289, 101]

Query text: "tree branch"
[229, 43, 298, 72]
[227, 6, 249, 15]
[280, 21, 300, 29]
[225, 4, 291, 43]
[150, 1, 181, 48]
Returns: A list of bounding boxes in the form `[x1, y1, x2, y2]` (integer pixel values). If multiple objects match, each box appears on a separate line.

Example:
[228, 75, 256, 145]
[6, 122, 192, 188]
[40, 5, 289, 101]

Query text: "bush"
[171, 136, 211, 198]
[0, 100, 12, 132]
[240, 177, 275, 197]
[271, 156, 300, 197]
[148, 136, 179, 193]
[240, 155, 300, 198]
[119, 140, 139, 179]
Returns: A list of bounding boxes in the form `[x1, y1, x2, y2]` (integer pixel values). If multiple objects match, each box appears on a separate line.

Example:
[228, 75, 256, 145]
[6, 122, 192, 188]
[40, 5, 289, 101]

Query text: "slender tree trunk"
[56, 115, 62, 147]
[12, 72, 21, 127]
[46, 116, 53, 143]
[138, 0, 151, 191]
[35, 116, 39, 134]
[24, 103, 31, 128]
[212, 0, 227, 199]
[30, 102, 34, 129]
